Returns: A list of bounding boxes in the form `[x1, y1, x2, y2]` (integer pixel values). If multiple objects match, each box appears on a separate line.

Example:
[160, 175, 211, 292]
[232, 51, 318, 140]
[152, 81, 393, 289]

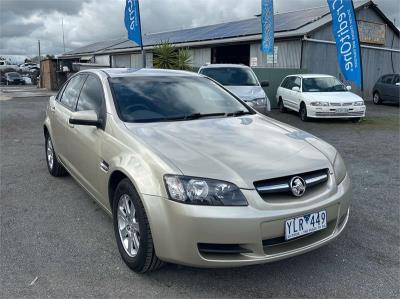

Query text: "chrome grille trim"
[254, 169, 329, 196]
[256, 183, 289, 192]
[305, 174, 328, 185]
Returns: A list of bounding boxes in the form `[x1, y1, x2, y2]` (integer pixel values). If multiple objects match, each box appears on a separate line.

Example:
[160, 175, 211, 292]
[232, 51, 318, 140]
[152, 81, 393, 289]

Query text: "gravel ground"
[1, 95, 399, 298]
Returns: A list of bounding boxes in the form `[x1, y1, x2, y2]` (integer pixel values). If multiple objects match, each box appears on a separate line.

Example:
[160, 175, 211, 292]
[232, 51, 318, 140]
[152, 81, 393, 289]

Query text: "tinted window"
[381, 75, 393, 84]
[302, 77, 347, 92]
[76, 76, 103, 112]
[109, 76, 251, 123]
[283, 77, 296, 89]
[281, 77, 291, 88]
[294, 77, 301, 88]
[200, 67, 258, 86]
[60, 75, 85, 110]
[392, 75, 399, 85]
[56, 82, 68, 101]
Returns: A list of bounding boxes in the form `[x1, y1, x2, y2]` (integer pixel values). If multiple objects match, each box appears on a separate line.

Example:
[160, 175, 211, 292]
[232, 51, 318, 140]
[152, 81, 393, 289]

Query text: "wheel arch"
[108, 170, 130, 210]
[43, 125, 49, 137]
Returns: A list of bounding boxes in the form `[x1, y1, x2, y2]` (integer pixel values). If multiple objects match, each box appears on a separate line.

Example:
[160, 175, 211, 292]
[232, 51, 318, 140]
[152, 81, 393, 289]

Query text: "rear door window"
[76, 75, 104, 113]
[381, 75, 393, 84]
[60, 75, 86, 111]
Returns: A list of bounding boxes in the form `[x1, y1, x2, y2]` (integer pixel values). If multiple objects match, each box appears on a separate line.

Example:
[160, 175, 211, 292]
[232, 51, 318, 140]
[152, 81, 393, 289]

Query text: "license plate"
[285, 210, 327, 240]
[336, 108, 348, 114]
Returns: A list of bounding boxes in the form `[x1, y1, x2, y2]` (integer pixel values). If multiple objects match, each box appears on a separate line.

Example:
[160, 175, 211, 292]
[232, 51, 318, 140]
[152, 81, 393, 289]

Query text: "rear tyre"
[299, 103, 309, 122]
[113, 178, 164, 273]
[279, 99, 287, 113]
[373, 92, 382, 105]
[45, 134, 68, 177]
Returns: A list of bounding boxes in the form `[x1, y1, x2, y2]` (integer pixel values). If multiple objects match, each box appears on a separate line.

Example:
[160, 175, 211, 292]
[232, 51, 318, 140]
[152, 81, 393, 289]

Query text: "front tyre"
[113, 179, 164, 273]
[279, 99, 287, 113]
[299, 104, 309, 122]
[45, 134, 68, 177]
[373, 92, 382, 105]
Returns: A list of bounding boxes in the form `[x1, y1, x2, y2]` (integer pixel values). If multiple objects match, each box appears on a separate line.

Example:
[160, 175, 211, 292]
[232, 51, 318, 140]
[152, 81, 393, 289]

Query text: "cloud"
[0, 0, 398, 56]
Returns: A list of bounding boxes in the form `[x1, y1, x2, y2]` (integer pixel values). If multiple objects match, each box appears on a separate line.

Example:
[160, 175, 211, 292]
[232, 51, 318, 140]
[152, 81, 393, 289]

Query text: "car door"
[65, 74, 108, 204]
[388, 75, 400, 102]
[51, 74, 86, 165]
[280, 77, 294, 108]
[380, 75, 393, 101]
[285, 76, 301, 111]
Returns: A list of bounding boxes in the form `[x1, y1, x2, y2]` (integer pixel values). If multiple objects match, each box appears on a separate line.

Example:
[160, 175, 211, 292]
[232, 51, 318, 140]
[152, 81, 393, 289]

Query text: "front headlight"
[310, 101, 329, 106]
[353, 101, 364, 106]
[333, 153, 347, 185]
[164, 175, 248, 206]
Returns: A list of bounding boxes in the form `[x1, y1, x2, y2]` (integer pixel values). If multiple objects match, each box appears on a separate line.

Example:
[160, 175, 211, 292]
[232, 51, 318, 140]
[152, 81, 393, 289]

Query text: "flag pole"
[136, 0, 146, 68]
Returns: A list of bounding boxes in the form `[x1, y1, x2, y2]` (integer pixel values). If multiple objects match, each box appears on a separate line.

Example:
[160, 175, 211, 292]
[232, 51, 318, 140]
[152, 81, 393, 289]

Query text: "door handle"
[50, 106, 56, 112]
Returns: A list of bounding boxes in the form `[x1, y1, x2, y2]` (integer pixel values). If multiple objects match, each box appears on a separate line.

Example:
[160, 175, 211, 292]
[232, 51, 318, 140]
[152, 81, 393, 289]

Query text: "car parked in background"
[198, 64, 271, 113]
[276, 74, 366, 122]
[44, 68, 351, 273]
[372, 74, 400, 104]
[0, 59, 19, 71]
[4, 72, 25, 85]
[19, 63, 39, 72]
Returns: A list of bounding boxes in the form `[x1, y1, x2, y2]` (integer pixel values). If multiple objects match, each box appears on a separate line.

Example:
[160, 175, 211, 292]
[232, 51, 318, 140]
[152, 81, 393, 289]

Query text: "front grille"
[329, 102, 354, 107]
[315, 111, 364, 117]
[198, 243, 252, 255]
[254, 169, 329, 197]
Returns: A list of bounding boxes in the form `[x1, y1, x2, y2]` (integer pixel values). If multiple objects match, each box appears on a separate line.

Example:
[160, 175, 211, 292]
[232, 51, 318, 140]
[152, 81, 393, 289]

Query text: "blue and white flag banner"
[125, 0, 143, 47]
[261, 0, 274, 54]
[327, 0, 362, 88]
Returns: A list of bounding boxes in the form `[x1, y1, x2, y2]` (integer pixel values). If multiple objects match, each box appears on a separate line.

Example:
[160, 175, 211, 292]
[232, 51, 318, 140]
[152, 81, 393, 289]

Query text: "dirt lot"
[1, 93, 399, 298]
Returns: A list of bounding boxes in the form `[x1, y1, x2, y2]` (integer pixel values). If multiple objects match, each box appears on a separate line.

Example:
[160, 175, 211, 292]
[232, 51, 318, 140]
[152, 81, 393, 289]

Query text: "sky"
[0, 0, 399, 61]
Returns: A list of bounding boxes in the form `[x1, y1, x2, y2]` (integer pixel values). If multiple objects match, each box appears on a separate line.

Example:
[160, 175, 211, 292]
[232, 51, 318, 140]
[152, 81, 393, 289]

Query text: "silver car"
[44, 68, 351, 273]
[199, 64, 271, 113]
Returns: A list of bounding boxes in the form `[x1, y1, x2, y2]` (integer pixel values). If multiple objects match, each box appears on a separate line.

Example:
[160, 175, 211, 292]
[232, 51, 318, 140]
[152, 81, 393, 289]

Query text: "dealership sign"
[124, 0, 143, 47]
[327, 0, 362, 89]
[261, 0, 274, 55]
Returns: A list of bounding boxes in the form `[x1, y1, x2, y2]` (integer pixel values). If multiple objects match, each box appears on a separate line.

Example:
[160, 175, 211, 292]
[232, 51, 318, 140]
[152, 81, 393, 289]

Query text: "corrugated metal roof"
[63, 1, 371, 56]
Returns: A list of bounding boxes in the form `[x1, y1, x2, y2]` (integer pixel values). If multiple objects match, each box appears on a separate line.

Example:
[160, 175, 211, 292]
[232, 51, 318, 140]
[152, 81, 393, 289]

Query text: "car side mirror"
[346, 85, 352, 91]
[69, 110, 102, 127]
[49, 95, 55, 101]
[261, 80, 269, 87]
[292, 86, 300, 92]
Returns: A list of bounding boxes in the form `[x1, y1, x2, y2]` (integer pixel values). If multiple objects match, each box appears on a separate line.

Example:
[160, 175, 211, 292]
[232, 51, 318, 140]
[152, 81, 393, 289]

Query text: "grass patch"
[359, 116, 400, 129]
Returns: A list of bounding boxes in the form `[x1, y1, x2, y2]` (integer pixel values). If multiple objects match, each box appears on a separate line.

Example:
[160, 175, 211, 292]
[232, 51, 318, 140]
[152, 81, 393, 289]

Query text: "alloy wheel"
[47, 138, 54, 170]
[373, 93, 380, 104]
[117, 194, 140, 257]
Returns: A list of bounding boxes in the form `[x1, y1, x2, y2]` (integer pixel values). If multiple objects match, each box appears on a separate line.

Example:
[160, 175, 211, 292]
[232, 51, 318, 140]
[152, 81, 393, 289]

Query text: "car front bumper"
[143, 174, 351, 268]
[307, 105, 366, 118]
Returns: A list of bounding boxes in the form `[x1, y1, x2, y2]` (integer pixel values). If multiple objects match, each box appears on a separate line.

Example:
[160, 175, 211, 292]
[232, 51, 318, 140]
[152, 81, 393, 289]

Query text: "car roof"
[200, 64, 250, 69]
[286, 74, 335, 79]
[98, 68, 200, 78]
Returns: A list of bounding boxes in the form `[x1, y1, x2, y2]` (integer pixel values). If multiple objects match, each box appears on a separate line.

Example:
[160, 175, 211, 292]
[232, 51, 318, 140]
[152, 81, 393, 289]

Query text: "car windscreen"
[109, 76, 252, 123]
[302, 77, 347, 92]
[200, 67, 258, 86]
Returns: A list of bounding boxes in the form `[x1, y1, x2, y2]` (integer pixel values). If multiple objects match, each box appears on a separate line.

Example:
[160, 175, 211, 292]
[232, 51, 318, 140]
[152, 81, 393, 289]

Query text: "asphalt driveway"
[1, 95, 399, 298]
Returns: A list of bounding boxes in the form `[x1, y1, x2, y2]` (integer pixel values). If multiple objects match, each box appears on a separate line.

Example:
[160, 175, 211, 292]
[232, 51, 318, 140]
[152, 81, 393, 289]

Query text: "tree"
[153, 41, 192, 70]
[175, 48, 192, 71]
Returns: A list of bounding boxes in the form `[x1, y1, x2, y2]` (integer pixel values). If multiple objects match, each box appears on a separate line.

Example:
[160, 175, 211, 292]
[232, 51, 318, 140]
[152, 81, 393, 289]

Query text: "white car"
[199, 64, 271, 113]
[276, 74, 366, 122]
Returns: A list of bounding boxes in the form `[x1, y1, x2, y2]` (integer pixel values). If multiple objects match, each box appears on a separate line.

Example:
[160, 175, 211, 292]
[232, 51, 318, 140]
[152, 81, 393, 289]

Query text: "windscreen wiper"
[225, 110, 252, 117]
[184, 112, 226, 120]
